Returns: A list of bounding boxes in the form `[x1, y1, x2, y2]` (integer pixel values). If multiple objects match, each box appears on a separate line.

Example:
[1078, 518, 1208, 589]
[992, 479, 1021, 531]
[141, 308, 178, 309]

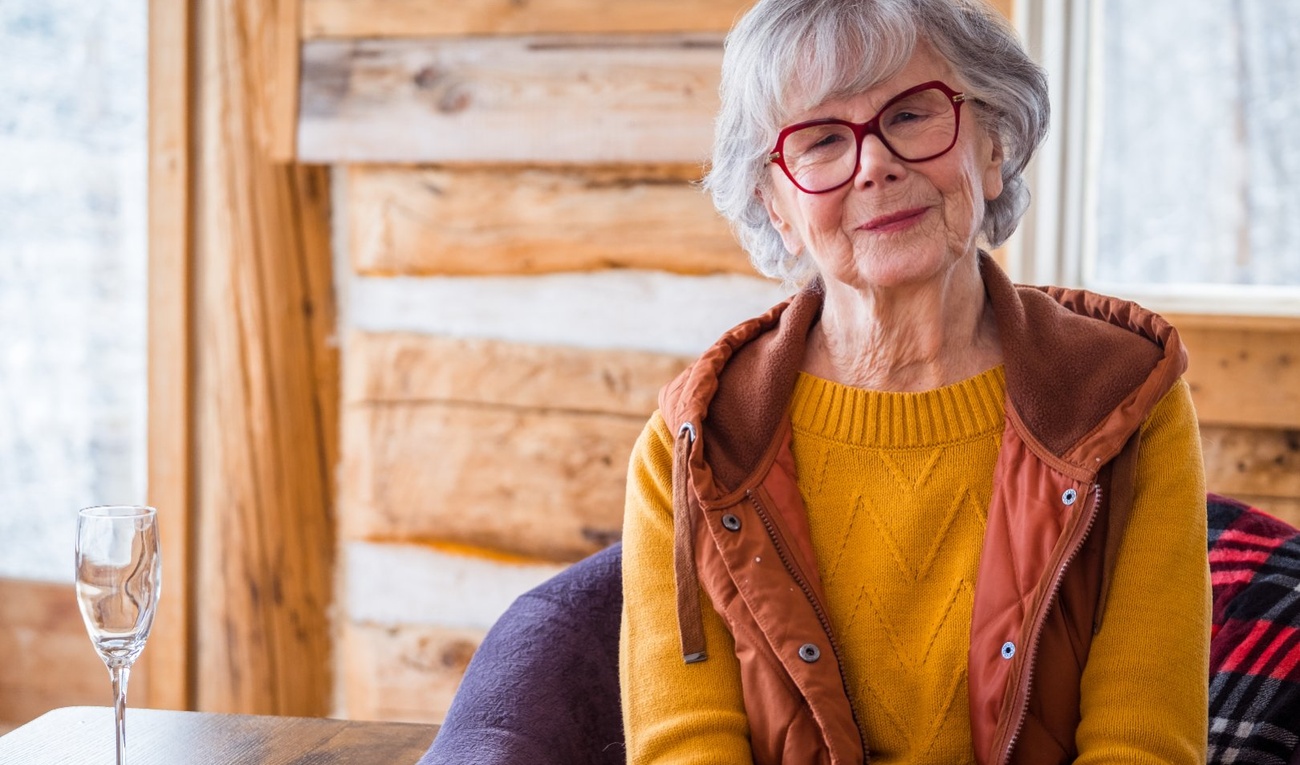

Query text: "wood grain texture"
[342, 622, 485, 724]
[1174, 317, 1300, 429]
[0, 707, 437, 765]
[342, 403, 639, 560]
[344, 332, 690, 414]
[342, 334, 688, 559]
[301, 172, 342, 524]
[1169, 313, 1300, 333]
[268, 0, 302, 160]
[0, 581, 106, 727]
[191, 0, 338, 715]
[298, 35, 721, 163]
[347, 164, 749, 277]
[302, 0, 751, 37]
[144, 0, 193, 712]
[1202, 426, 1300, 500]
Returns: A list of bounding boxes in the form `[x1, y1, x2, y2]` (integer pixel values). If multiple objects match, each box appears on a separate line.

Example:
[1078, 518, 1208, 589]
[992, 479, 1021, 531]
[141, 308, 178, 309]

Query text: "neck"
[804, 254, 1001, 392]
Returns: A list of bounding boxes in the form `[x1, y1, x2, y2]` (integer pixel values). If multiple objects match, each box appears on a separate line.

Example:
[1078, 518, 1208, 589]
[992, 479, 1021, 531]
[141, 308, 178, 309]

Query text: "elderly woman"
[618, 0, 1210, 763]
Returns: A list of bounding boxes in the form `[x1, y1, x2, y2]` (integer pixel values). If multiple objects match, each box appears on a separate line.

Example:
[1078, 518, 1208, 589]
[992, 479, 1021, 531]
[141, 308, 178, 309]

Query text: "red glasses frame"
[767, 80, 967, 194]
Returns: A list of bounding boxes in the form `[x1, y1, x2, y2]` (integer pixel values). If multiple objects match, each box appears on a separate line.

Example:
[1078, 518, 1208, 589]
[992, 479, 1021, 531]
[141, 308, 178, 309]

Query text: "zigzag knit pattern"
[788, 366, 1006, 765]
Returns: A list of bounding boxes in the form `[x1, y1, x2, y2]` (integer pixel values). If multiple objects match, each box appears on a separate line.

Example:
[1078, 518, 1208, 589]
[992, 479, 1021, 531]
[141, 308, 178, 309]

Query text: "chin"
[846, 241, 955, 290]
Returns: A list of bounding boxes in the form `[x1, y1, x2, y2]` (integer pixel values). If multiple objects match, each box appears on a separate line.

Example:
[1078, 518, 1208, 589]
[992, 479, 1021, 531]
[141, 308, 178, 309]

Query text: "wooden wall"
[1174, 315, 1300, 522]
[304, 0, 1300, 725]
[0, 580, 106, 729]
[311, 0, 775, 723]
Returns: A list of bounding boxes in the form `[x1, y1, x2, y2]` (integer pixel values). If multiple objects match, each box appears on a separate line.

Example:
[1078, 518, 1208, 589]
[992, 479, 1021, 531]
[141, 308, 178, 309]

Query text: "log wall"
[0, 580, 108, 727]
[315, 0, 765, 723]
[312, 0, 1300, 726]
[1175, 315, 1300, 524]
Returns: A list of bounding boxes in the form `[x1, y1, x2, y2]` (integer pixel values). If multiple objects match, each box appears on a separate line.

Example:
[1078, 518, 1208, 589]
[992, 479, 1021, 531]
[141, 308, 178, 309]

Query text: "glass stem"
[110, 664, 130, 765]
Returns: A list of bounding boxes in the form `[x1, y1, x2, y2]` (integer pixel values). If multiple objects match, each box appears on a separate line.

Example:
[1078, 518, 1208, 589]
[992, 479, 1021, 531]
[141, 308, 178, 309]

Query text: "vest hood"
[660, 253, 1187, 498]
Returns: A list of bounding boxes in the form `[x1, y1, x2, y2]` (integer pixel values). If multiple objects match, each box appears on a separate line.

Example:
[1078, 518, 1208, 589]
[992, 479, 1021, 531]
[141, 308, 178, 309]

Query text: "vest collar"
[660, 252, 1188, 500]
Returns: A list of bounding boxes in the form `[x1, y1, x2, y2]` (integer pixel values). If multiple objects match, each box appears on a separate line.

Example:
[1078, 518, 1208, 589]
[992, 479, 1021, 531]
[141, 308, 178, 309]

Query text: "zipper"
[1000, 482, 1103, 764]
[746, 488, 870, 763]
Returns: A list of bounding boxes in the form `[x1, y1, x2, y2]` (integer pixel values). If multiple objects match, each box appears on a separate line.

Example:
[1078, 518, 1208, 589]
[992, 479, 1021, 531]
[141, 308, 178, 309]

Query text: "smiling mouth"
[862, 207, 930, 232]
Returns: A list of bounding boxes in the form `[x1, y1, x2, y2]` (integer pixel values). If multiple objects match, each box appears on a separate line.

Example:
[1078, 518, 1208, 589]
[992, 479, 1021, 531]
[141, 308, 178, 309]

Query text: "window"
[0, 1, 147, 581]
[1011, 0, 1300, 314]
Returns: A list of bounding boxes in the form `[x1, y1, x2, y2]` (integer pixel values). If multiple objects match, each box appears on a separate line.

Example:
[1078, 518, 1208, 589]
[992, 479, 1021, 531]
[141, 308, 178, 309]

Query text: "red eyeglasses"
[767, 80, 967, 194]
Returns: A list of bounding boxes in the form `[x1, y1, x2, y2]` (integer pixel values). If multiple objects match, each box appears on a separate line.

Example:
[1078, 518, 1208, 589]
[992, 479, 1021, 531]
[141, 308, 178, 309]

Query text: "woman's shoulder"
[638, 410, 675, 449]
[627, 411, 675, 482]
[1139, 377, 1199, 437]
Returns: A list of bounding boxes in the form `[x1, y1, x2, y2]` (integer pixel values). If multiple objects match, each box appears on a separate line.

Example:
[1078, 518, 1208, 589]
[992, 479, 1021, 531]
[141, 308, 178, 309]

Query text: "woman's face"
[762, 44, 1005, 292]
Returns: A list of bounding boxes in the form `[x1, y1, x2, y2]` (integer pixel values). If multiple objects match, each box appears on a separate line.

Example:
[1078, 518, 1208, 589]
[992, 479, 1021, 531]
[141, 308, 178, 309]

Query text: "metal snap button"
[721, 514, 741, 532]
[798, 643, 821, 663]
[1061, 488, 1077, 506]
[1001, 641, 1016, 660]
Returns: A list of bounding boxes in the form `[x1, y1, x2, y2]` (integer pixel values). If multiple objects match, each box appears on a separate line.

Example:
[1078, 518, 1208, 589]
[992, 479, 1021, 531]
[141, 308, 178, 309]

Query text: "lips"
[862, 207, 930, 231]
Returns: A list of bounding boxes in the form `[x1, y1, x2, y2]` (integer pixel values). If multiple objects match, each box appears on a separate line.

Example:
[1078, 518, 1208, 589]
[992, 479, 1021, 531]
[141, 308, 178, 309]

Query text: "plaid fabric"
[1208, 493, 1300, 764]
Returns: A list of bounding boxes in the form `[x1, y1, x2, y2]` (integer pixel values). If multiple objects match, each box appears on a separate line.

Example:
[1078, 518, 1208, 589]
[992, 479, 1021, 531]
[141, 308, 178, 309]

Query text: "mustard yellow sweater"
[620, 367, 1210, 764]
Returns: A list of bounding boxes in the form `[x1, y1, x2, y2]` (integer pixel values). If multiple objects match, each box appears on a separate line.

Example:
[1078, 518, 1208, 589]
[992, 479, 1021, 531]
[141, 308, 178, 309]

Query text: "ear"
[982, 133, 1006, 201]
[759, 186, 804, 257]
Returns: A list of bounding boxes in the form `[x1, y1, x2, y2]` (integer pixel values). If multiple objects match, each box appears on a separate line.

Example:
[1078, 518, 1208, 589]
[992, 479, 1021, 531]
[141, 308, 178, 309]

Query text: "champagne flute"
[75, 505, 161, 765]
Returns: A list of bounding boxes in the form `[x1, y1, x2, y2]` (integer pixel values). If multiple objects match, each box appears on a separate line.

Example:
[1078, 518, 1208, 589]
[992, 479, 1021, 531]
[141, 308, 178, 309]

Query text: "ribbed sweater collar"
[790, 366, 1006, 448]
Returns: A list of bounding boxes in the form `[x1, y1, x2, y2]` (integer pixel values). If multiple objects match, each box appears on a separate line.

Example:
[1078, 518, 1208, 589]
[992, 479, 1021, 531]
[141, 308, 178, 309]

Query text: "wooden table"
[0, 706, 438, 764]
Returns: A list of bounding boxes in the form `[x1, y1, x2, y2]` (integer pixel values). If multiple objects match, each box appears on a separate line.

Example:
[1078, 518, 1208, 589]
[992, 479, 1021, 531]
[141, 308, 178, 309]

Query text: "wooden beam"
[343, 402, 639, 561]
[342, 622, 485, 724]
[1172, 315, 1300, 429]
[144, 0, 193, 712]
[347, 165, 749, 277]
[1202, 425, 1300, 500]
[0, 580, 106, 726]
[268, 0, 302, 160]
[342, 334, 690, 560]
[190, 0, 338, 715]
[298, 35, 721, 164]
[300, 171, 341, 518]
[345, 332, 689, 414]
[1170, 313, 1300, 333]
[302, 0, 752, 38]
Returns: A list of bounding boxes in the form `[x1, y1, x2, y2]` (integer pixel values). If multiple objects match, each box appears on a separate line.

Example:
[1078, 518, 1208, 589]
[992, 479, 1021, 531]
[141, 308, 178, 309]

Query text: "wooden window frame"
[143, 0, 193, 711]
[143, 0, 330, 714]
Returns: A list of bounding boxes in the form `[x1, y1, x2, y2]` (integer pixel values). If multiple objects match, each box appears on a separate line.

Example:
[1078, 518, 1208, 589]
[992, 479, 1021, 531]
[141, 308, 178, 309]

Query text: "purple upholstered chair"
[417, 542, 625, 765]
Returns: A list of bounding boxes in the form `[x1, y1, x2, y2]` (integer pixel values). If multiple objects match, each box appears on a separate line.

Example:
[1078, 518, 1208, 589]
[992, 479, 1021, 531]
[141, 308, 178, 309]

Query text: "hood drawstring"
[1095, 430, 1142, 635]
[673, 421, 708, 664]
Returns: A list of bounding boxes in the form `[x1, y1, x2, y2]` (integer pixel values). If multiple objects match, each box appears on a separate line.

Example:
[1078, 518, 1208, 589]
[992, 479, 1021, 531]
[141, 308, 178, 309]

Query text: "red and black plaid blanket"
[1208, 493, 1300, 763]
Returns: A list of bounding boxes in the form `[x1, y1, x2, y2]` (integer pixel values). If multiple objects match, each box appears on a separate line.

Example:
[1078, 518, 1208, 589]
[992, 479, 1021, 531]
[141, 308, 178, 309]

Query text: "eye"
[811, 133, 847, 148]
[888, 109, 928, 126]
[784, 124, 855, 158]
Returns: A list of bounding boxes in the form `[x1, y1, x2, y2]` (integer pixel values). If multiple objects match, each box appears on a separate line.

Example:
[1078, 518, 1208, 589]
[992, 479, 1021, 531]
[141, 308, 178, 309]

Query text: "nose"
[853, 132, 906, 189]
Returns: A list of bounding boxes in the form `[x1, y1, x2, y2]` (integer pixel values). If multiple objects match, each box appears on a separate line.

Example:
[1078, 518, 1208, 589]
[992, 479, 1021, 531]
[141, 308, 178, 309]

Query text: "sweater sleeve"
[620, 411, 754, 764]
[1074, 378, 1211, 763]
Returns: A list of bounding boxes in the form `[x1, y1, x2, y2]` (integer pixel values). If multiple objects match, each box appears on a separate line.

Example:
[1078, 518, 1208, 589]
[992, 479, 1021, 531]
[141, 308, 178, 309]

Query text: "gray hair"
[703, 0, 1050, 286]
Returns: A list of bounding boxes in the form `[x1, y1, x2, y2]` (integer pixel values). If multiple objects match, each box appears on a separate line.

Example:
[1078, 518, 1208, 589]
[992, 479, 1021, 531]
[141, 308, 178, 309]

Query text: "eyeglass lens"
[780, 86, 959, 193]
